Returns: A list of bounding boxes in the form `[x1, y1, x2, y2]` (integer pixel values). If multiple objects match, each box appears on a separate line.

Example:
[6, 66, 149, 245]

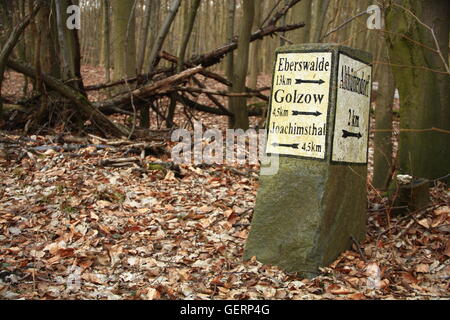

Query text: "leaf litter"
[0, 130, 448, 300]
[0, 70, 448, 300]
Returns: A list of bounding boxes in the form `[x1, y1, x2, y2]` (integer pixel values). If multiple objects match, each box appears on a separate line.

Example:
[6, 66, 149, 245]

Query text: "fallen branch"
[7, 59, 129, 138]
[100, 157, 140, 167]
[350, 235, 368, 263]
[191, 76, 229, 115]
[174, 93, 232, 116]
[31, 144, 111, 152]
[84, 67, 172, 91]
[95, 65, 203, 111]
[173, 86, 268, 98]
[174, 93, 264, 117]
[81, 5, 301, 115]
[159, 51, 269, 101]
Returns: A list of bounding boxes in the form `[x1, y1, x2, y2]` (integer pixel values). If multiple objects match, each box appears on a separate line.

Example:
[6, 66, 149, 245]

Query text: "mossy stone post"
[244, 44, 373, 277]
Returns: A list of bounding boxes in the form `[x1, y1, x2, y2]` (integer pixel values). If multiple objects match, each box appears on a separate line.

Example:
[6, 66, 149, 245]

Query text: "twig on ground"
[351, 235, 368, 262]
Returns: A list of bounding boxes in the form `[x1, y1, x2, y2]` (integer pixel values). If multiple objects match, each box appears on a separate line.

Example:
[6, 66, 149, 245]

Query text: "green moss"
[12, 167, 25, 178]
[147, 163, 167, 171]
[62, 205, 78, 215]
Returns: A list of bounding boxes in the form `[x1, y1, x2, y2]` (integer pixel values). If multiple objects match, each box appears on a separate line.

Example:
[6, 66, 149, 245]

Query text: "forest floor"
[0, 68, 449, 300]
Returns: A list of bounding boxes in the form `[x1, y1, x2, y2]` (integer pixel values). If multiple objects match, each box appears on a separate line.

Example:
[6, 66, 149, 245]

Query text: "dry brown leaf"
[46, 255, 61, 265]
[31, 205, 47, 213]
[223, 209, 233, 218]
[95, 254, 110, 266]
[227, 212, 239, 225]
[90, 212, 99, 220]
[164, 170, 176, 181]
[164, 204, 175, 211]
[44, 149, 58, 156]
[57, 248, 75, 258]
[346, 277, 360, 287]
[199, 205, 213, 213]
[30, 250, 45, 259]
[444, 241, 450, 257]
[400, 272, 418, 284]
[418, 218, 430, 229]
[97, 224, 110, 235]
[96, 200, 112, 208]
[379, 279, 390, 289]
[82, 273, 105, 284]
[146, 288, 160, 300]
[78, 259, 93, 270]
[415, 264, 430, 273]
[326, 284, 353, 295]
[329, 257, 342, 269]
[434, 206, 449, 216]
[348, 292, 366, 300]
[431, 214, 447, 228]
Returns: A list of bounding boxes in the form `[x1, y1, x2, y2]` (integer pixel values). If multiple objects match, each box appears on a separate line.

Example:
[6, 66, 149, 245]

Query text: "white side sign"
[266, 52, 332, 159]
[332, 53, 372, 163]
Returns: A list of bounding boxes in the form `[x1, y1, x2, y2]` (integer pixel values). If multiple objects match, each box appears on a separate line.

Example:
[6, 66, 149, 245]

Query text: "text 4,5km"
[302, 141, 322, 153]
[272, 107, 289, 117]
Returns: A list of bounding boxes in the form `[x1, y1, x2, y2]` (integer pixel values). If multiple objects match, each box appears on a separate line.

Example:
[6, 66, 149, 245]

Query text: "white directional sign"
[331, 53, 372, 163]
[266, 52, 332, 159]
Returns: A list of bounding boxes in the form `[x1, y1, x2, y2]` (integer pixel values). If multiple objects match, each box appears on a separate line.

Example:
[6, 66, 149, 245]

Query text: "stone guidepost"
[244, 44, 373, 278]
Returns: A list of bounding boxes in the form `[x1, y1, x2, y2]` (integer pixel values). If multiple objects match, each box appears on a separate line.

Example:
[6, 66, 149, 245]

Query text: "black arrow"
[292, 110, 322, 117]
[295, 78, 325, 85]
[342, 130, 362, 139]
[272, 143, 299, 149]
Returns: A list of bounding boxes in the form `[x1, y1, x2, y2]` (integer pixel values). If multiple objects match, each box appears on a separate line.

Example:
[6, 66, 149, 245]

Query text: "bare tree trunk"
[386, 0, 449, 180]
[290, 0, 311, 43]
[142, 0, 159, 73]
[54, 0, 84, 92]
[111, 0, 137, 81]
[101, 0, 111, 83]
[249, 0, 262, 89]
[225, 0, 235, 82]
[147, 0, 181, 72]
[373, 44, 395, 190]
[17, 0, 29, 95]
[229, 0, 254, 129]
[166, 0, 201, 128]
[177, 0, 201, 73]
[55, 0, 69, 80]
[312, 0, 330, 42]
[280, 0, 288, 46]
[0, 1, 40, 123]
[137, 0, 151, 74]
